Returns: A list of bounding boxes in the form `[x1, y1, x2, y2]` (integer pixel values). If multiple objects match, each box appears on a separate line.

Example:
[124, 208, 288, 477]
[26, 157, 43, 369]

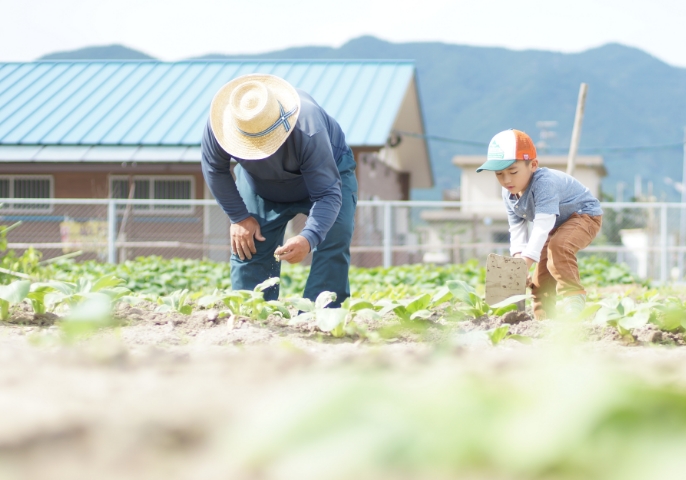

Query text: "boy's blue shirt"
[503, 167, 603, 229]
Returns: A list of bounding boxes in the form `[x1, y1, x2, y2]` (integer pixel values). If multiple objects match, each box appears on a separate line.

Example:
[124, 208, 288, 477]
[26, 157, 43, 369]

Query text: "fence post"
[661, 203, 668, 284]
[108, 199, 117, 264]
[383, 202, 392, 268]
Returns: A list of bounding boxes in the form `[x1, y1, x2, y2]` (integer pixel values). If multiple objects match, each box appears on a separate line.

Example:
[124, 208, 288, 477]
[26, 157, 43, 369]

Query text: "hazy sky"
[3, 0, 686, 67]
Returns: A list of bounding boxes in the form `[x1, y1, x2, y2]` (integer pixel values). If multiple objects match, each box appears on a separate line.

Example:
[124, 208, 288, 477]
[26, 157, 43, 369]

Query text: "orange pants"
[531, 213, 603, 320]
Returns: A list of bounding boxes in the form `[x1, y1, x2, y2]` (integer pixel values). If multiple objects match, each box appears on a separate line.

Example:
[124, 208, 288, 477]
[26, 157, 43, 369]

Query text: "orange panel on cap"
[513, 130, 537, 160]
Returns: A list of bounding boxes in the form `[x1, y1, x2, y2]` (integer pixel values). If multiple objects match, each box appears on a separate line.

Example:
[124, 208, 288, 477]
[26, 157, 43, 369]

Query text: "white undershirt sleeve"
[521, 213, 556, 263]
[509, 220, 528, 256]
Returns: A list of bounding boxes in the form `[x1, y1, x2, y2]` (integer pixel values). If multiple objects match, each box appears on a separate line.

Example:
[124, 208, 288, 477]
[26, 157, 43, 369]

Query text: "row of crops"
[2, 246, 686, 344]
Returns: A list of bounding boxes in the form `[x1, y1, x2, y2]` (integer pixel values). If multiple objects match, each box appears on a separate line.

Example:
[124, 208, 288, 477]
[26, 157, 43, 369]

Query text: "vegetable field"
[3, 232, 686, 480]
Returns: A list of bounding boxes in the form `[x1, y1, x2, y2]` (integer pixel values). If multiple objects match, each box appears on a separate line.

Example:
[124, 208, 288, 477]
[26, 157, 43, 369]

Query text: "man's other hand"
[275, 236, 311, 264]
[231, 217, 265, 260]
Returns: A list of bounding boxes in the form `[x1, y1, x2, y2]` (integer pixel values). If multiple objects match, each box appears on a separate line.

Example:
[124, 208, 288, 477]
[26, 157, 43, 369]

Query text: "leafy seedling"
[447, 279, 530, 318]
[593, 296, 657, 339]
[486, 324, 532, 346]
[36, 275, 130, 312]
[59, 292, 115, 341]
[198, 277, 284, 321]
[155, 289, 193, 315]
[376, 293, 433, 323]
[0, 280, 30, 321]
[288, 291, 377, 339]
[652, 297, 686, 332]
[27, 283, 54, 314]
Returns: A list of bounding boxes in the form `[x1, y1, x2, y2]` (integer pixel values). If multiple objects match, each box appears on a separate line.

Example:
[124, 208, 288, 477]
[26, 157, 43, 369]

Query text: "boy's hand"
[514, 253, 535, 284]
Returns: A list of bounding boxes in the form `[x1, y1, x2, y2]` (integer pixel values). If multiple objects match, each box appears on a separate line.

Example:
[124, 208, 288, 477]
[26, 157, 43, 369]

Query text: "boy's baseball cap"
[476, 129, 537, 172]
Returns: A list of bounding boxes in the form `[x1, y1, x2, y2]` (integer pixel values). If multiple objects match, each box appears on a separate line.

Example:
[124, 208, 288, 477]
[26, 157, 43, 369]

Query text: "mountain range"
[39, 37, 686, 200]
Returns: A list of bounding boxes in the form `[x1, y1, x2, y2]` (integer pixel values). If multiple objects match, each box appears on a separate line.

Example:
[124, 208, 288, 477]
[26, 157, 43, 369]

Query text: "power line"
[393, 130, 686, 154]
[393, 131, 487, 148]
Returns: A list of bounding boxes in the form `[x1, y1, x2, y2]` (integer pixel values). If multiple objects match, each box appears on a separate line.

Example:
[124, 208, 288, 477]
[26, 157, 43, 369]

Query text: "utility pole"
[567, 83, 588, 177]
[634, 174, 642, 199]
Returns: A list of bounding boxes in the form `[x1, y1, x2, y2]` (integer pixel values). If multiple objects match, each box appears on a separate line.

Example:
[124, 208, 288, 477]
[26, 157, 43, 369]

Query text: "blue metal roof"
[0, 60, 417, 147]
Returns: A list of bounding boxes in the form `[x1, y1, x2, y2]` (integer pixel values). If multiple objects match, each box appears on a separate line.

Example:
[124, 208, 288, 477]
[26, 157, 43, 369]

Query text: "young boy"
[477, 129, 603, 319]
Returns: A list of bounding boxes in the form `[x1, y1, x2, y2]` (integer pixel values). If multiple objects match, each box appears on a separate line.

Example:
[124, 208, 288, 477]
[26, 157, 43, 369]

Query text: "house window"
[492, 232, 510, 244]
[0, 176, 53, 211]
[109, 176, 194, 213]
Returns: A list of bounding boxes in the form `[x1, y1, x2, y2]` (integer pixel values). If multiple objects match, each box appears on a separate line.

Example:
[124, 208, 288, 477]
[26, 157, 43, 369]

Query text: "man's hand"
[275, 235, 311, 264]
[231, 217, 265, 260]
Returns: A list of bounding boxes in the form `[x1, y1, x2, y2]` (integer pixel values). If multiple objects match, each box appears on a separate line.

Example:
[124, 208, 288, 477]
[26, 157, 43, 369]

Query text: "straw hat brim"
[210, 74, 301, 160]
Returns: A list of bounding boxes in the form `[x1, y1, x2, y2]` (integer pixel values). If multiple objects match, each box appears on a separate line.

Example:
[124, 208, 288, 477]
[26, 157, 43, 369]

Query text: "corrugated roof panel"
[0, 63, 72, 140]
[334, 64, 386, 139]
[75, 63, 159, 144]
[293, 63, 325, 96]
[306, 63, 345, 107]
[0, 60, 419, 148]
[318, 63, 363, 124]
[0, 64, 22, 86]
[0, 63, 56, 112]
[175, 63, 250, 145]
[18, 64, 109, 143]
[113, 64, 191, 144]
[365, 65, 415, 144]
[134, 63, 212, 144]
[350, 64, 414, 145]
[158, 63, 226, 144]
[282, 63, 313, 88]
[98, 64, 179, 144]
[265, 63, 295, 79]
[249, 63, 282, 76]
[42, 63, 144, 144]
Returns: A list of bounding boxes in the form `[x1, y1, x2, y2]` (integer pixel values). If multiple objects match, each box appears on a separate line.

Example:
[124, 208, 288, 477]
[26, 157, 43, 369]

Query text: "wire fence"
[2, 198, 686, 282]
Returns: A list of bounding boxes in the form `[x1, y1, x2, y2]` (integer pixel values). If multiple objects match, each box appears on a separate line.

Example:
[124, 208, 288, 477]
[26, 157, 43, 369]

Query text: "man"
[201, 73, 357, 307]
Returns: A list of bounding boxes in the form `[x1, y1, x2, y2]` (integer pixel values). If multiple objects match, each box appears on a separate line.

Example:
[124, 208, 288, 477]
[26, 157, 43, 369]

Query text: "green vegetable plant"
[288, 292, 380, 340]
[59, 292, 115, 341]
[376, 293, 433, 322]
[447, 280, 530, 318]
[32, 255, 632, 299]
[36, 275, 130, 313]
[592, 296, 658, 340]
[155, 289, 193, 315]
[197, 277, 286, 321]
[0, 279, 30, 320]
[289, 291, 343, 332]
[486, 324, 532, 346]
[27, 283, 53, 314]
[648, 297, 686, 332]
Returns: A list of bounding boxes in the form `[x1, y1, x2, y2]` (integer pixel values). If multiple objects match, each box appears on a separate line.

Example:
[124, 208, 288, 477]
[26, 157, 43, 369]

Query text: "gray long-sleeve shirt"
[201, 89, 349, 249]
[503, 167, 603, 229]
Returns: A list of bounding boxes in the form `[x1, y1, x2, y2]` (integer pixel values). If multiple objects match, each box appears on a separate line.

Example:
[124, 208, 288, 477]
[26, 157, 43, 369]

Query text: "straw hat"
[209, 74, 301, 160]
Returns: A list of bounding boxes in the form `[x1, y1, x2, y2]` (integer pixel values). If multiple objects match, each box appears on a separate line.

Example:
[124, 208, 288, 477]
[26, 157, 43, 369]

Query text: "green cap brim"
[476, 159, 516, 172]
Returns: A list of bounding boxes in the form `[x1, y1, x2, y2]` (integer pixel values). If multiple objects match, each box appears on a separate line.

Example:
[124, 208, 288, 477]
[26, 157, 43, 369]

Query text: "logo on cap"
[487, 140, 504, 160]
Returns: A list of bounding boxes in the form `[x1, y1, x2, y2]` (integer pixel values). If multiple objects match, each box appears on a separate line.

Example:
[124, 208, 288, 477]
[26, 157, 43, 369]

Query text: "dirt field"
[2, 302, 686, 480]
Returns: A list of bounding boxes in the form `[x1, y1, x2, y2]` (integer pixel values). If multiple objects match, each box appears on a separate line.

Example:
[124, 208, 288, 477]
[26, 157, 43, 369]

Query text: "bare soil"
[1, 300, 685, 480]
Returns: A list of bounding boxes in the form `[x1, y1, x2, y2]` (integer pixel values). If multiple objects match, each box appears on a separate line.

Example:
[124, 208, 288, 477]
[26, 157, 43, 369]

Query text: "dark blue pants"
[230, 149, 357, 307]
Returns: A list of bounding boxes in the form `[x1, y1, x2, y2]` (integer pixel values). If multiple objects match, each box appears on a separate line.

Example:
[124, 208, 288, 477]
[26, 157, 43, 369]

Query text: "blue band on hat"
[237, 101, 297, 138]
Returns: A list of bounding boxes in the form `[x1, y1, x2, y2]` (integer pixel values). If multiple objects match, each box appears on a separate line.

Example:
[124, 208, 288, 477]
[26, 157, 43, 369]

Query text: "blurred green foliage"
[4, 255, 642, 297]
[225, 352, 686, 480]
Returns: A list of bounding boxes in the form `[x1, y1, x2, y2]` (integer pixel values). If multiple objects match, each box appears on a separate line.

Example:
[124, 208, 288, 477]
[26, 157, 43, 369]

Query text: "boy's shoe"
[558, 294, 586, 317]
